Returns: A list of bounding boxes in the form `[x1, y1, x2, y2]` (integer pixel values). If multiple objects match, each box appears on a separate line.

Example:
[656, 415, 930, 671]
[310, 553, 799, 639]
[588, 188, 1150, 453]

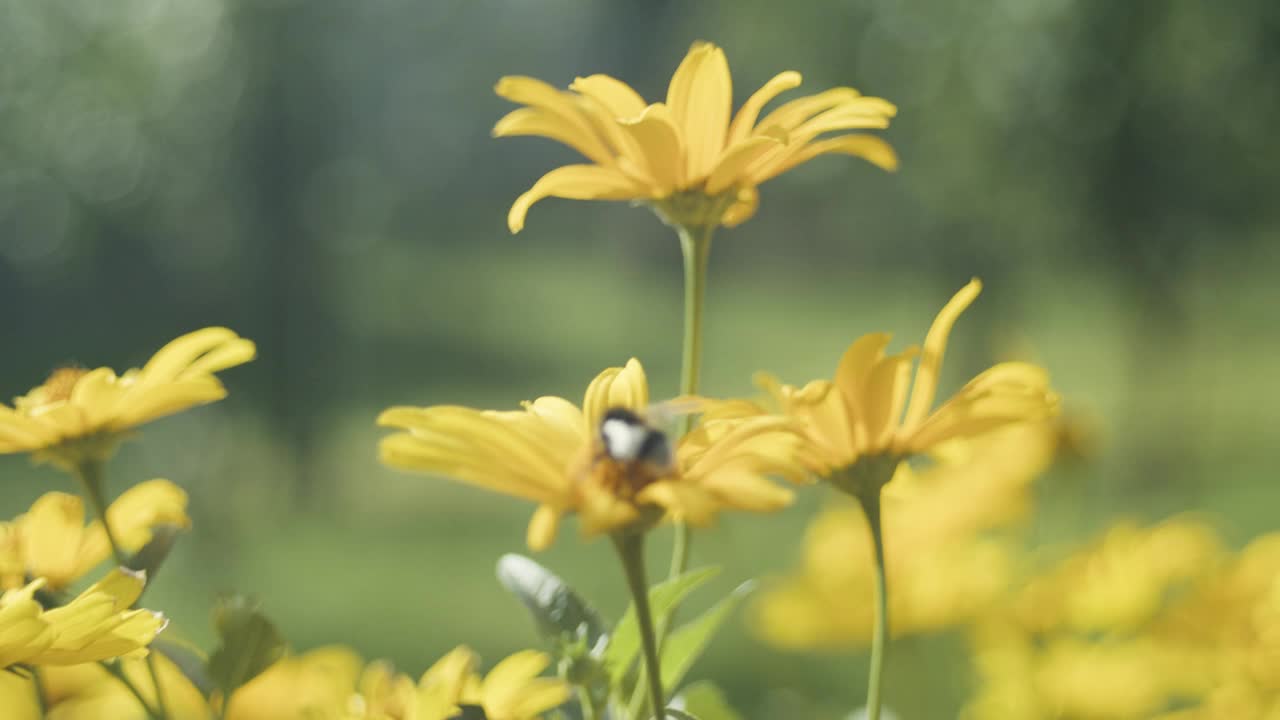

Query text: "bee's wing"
[644, 396, 704, 427]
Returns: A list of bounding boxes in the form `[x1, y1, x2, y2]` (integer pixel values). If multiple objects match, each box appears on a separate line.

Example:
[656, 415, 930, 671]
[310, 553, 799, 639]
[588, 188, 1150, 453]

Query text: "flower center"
[39, 367, 89, 404]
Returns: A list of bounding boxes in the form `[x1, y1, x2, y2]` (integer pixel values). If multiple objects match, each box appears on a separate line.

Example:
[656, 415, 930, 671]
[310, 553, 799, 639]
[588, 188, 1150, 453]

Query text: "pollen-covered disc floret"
[0, 327, 256, 467]
[377, 359, 800, 550]
[495, 41, 898, 233]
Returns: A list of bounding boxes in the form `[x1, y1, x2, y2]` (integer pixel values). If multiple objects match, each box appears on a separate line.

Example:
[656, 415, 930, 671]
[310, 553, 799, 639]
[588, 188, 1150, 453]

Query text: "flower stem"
[71, 460, 170, 720]
[859, 490, 888, 720]
[72, 460, 125, 566]
[577, 687, 599, 720]
[100, 660, 163, 720]
[612, 531, 666, 720]
[32, 667, 48, 716]
[668, 221, 715, 581]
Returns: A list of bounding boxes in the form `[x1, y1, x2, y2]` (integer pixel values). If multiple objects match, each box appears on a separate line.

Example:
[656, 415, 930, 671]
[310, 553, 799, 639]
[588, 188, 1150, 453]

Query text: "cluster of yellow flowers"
[20, 37, 1263, 720]
[0, 328, 570, 719]
[961, 521, 1280, 720]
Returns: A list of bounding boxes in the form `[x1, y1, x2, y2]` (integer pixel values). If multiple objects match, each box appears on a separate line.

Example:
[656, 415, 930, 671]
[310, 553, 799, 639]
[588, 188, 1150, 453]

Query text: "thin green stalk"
[100, 661, 163, 720]
[32, 667, 48, 717]
[72, 460, 170, 720]
[612, 531, 666, 720]
[668, 221, 715, 581]
[73, 460, 125, 566]
[578, 687, 600, 720]
[860, 491, 888, 720]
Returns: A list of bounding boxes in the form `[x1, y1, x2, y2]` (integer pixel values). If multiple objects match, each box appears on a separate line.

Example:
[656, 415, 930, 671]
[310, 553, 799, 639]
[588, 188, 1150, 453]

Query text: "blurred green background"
[2, 0, 1277, 717]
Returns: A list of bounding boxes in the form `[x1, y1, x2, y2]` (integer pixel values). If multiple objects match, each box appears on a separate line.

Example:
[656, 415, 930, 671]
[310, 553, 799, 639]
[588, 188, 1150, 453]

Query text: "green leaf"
[496, 554, 606, 645]
[674, 682, 744, 720]
[660, 581, 755, 694]
[125, 525, 184, 597]
[663, 710, 702, 720]
[205, 596, 287, 699]
[152, 636, 215, 698]
[604, 566, 721, 684]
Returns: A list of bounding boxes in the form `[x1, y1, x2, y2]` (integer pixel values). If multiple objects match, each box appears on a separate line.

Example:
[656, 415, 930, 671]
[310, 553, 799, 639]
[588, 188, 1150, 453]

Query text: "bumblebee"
[599, 407, 675, 471]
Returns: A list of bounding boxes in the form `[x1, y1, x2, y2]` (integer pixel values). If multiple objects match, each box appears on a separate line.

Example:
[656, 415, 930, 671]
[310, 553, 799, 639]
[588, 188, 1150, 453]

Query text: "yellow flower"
[753, 421, 1056, 649]
[223, 645, 364, 720]
[961, 519, 1226, 720]
[354, 646, 569, 720]
[0, 645, 360, 720]
[379, 359, 798, 549]
[0, 568, 166, 669]
[742, 279, 1057, 491]
[0, 327, 255, 467]
[495, 41, 897, 233]
[1, 479, 190, 591]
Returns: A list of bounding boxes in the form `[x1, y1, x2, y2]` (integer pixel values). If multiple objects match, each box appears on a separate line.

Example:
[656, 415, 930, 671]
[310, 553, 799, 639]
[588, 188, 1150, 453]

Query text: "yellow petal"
[21, 493, 88, 589]
[726, 70, 803, 146]
[525, 505, 561, 551]
[833, 332, 893, 449]
[137, 328, 240, 387]
[719, 186, 758, 227]
[419, 645, 478, 697]
[666, 42, 732, 181]
[581, 358, 649, 430]
[620, 103, 685, 193]
[901, 279, 983, 432]
[505, 677, 574, 718]
[755, 87, 864, 133]
[507, 164, 641, 233]
[861, 350, 919, 449]
[481, 649, 551, 714]
[180, 336, 256, 377]
[81, 568, 148, 611]
[494, 107, 617, 168]
[494, 76, 615, 165]
[757, 133, 899, 184]
[66, 368, 125, 430]
[108, 379, 227, 431]
[569, 74, 648, 119]
[103, 479, 191, 552]
[635, 482, 718, 526]
[705, 134, 785, 195]
[697, 471, 794, 511]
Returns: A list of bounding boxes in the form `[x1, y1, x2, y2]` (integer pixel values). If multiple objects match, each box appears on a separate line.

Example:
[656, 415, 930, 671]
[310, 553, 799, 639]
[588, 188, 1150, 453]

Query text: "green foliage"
[674, 682, 745, 720]
[124, 525, 185, 596]
[605, 567, 721, 685]
[205, 596, 287, 700]
[496, 553, 606, 647]
[152, 637, 214, 698]
[660, 582, 755, 695]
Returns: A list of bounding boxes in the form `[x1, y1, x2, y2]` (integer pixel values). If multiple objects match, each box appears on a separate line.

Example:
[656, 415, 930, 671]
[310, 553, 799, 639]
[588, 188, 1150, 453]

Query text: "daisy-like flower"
[752, 421, 1058, 650]
[399, 646, 570, 720]
[378, 359, 798, 550]
[0, 568, 166, 669]
[0, 327, 255, 468]
[0, 479, 190, 592]
[495, 41, 897, 233]
[737, 278, 1058, 496]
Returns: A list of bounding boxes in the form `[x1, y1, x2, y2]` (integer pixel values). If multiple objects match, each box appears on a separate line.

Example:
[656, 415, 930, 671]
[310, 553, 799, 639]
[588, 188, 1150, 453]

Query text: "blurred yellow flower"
[962, 518, 1225, 720]
[223, 645, 365, 720]
[495, 41, 897, 232]
[0, 479, 190, 591]
[390, 646, 570, 720]
[0, 568, 165, 669]
[379, 359, 798, 549]
[0, 645, 362, 720]
[753, 421, 1056, 649]
[0, 327, 255, 467]
[742, 279, 1057, 493]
